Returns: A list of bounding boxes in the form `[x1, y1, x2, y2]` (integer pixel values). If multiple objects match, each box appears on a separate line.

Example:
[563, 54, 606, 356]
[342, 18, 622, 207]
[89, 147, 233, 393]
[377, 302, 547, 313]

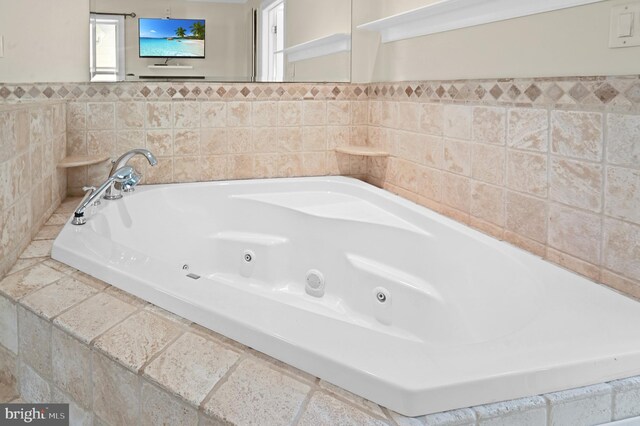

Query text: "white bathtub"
[52, 176, 640, 416]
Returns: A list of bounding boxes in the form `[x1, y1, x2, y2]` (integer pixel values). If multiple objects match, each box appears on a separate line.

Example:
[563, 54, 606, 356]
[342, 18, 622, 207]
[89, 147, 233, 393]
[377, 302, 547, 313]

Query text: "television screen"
[139, 18, 205, 58]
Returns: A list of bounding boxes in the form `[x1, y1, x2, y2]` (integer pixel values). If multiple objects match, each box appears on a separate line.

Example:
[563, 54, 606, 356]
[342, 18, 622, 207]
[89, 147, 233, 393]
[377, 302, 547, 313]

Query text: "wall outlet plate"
[610, 2, 640, 48]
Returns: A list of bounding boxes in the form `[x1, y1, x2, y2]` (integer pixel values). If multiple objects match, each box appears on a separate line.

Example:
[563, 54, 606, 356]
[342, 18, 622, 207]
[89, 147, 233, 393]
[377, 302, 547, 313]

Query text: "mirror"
[89, 0, 352, 83]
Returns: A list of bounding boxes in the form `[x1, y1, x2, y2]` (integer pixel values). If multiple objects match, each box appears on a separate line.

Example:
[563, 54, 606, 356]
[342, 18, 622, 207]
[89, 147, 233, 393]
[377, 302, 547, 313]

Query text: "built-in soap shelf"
[284, 33, 351, 63]
[335, 146, 389, 157]
[357, 0, 603, 43]
[57, 155, 110, 168]
[147, 65, 193, 69]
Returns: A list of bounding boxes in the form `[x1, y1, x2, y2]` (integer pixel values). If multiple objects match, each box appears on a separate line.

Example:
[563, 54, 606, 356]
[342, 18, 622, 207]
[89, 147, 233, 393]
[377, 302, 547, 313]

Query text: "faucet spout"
[104, 149, 157, 200]
[111, 149, 158, 172]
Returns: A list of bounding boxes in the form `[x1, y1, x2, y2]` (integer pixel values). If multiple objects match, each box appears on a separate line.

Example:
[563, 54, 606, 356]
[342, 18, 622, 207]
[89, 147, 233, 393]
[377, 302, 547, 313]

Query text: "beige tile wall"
[65, 98, 369, 195]
[366, 77, 640, 299]
[0, 78, 638, 299]
[0, 101, 66, 277]
[9, 83, 363, 195]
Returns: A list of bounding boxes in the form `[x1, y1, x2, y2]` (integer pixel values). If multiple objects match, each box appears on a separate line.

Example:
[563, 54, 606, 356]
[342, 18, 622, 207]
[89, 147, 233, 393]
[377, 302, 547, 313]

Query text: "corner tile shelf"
[357, 0, 603, 43]
[284, 33, 351, 62]
[335, 146, 389, 157]
[57, 155, 110, 168]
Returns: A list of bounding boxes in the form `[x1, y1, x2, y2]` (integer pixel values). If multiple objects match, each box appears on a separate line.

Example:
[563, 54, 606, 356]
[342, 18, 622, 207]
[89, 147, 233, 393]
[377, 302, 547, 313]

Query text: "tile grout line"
[600, 110, 609, 282]
[138, 329, 186, 375]
[545, 104, 552, 261]
[244, 350, 316, 386]
[290, 388, 315, 426]
[544, 395, 551, 425]
[320, 390, 390, 422]
[87, 303, 145, 348]
[197, 352, 246, 418]
[14, 297, 22, 400]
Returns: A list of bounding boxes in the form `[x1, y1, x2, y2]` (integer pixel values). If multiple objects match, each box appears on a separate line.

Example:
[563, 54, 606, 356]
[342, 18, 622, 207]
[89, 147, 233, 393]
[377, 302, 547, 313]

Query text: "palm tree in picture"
[190, 22, 205, 40]
[175, 27, 186, 38]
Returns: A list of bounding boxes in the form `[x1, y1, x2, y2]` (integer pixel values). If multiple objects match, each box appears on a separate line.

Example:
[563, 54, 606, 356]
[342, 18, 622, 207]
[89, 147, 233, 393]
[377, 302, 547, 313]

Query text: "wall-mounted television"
[139, 18, 206, 58]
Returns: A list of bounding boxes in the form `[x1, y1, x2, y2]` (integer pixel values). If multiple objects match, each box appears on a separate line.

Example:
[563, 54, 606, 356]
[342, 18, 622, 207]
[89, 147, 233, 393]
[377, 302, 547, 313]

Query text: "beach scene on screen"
[139, 18, 205, 57]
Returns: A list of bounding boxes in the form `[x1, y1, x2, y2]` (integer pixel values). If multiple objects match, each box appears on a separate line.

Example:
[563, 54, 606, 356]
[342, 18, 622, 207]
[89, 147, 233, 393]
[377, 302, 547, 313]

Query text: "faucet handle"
[81, 186, 101, 207]
[122, 183, 135, 193]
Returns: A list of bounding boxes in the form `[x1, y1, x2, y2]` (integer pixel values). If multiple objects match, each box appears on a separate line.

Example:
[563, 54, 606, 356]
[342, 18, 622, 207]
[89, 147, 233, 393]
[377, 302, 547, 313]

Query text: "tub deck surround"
[0, 100, 67, 280]
[45, 176, 640, 418]
[0, 193, 636, 424]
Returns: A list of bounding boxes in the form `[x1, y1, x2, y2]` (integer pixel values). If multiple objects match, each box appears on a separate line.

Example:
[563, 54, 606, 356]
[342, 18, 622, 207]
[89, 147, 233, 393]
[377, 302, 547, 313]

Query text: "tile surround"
[0, 101, 66, 279]
[93, 310, 182, 372]
[1, 76, 640, 421]
[141, 381, 198, 426]
[21, 276, 98, 320]
[298, 392, 387, 426]
[68, 94, 366, 194]
[143, 331, 240, 406]
[203, 357, 311, 425]
[0, 346, 18, 402]
[366, 75, 640, 299]
[51, 327, 92, 409]
[544, 384, 612, 426]
[18, 361, 50, 403]
[53, 292, 138, 344]
[92, 350, 140, 425]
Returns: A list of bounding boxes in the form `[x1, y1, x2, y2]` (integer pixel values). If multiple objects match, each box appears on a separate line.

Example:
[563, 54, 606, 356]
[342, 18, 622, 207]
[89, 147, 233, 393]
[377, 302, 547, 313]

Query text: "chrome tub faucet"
[72, 166, 142, 225]
[104, 148, 158, 200]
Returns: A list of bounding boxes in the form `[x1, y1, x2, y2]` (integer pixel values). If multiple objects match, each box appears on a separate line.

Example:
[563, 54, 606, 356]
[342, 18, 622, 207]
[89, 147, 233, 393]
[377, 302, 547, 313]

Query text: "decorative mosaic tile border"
[368, 75, 640, 109]
[0, 82, 368, 102]
[1, 76, 639, 107]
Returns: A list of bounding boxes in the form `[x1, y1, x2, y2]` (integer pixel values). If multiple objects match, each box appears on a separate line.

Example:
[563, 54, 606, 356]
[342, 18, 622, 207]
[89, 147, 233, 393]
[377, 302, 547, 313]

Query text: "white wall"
[285, 0, 350, 47]
[0, 0, 90, 83]
[285, 0, 351, 82]
[353, 0, 640, 82]
[288, 52, 351, 82]
[351, 0, 384, 83]
[3, 0, 639, 84]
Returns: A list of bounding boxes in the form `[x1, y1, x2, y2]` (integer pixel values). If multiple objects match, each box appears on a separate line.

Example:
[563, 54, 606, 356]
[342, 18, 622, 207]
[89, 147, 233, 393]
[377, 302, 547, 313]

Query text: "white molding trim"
[357, 0, 605, 43]
[260, 0, 281, 9]
[284, 33, 351, 63]
[187, 0, 248, 4]
[147, 65, 194, 69]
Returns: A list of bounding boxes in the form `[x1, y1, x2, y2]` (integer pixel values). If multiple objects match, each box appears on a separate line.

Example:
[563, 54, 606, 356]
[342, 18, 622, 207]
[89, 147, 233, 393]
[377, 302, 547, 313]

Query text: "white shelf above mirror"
[357, 0, 605, 43]
[284, 33, 351, 63]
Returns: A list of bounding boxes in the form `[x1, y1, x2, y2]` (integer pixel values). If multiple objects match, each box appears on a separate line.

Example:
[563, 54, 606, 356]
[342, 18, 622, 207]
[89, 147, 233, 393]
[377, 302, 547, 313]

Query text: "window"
[90, 14, 125, 82]
[260, 0, 284, 82]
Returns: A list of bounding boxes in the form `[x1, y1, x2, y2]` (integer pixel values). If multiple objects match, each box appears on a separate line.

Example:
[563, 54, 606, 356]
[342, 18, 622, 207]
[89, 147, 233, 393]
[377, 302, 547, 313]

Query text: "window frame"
[89, 13, 126, 82]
